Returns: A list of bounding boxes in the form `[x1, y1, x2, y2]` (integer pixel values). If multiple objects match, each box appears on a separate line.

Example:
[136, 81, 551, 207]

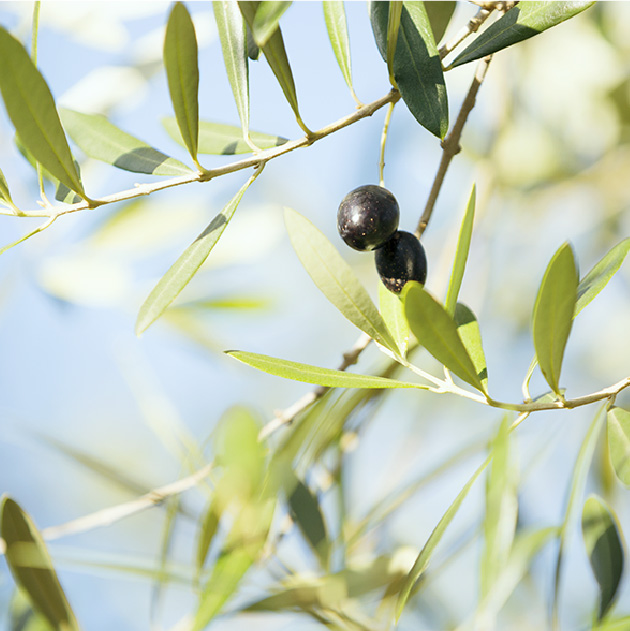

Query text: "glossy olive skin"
[337, 185, 399, 251]
[375, 230, 427, 293]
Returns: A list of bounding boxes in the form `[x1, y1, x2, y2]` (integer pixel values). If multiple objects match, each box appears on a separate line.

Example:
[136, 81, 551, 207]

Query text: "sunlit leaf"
[323, 1, 358, 100]
[164, 2, 199, 163]
[379, 282, 409, 356]
[249, 1, 292, 47]
[196, 499, 221, 577]
[1, 497, 80, 631]
[386, 1, 403, 86]
[445, 184, 476, 315]
[0, 27, 85, 198]
[593, 616, 630, 631]
[607, 407, 630, 486]
[136, 168, 262, 335]
[582, 495, 624, 620]
[227, 350, 426, 390]
[403, 283, 485, 392]
[10, 589, 55, 631]
[455, 303, 489, 392]
[284, 207, 399, 353]
[370, 1, 448, 138]
[0, 167, 18, 211]
[575, 238, 630, 317]
[425, 0, 456, 43]
[451, 1, 595, 68]
[162, 117, 287, 155]
[532, 242, 578, 396]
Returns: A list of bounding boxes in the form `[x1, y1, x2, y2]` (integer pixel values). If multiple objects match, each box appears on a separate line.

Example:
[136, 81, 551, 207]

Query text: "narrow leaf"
[226, 350, 426, 390]
[10, 589, 56, 631]
[403, 283, 485, 392]
[323, 1, 357, 98]
[162, 117, 287, 155]
[455, 303, 489, 392]
[0, 27, 85, 197]
[284, 207, 399, 353]
[1, 496, 80, 631]
[0, 167, 19, 211]
[582, 495, 624, 620]
[370, 1, 448, 138]
[379, 282, 409, 356]
[593, 616, 630, 631]
[213, 1, 251, 144]
[386, 1, 403, 86]
[59, 109, 192, 176]
[575, 238, 630, 317]
[445, 184, 476, 315]
[425, 0, 456, 44]
[532, 242, 578, 395]
[196, 499, 221, 576]
[607, 407, 630, 486]
[451, 1, 596, 68]
[136, 168, 261, 335]
[250, 1, 292, 47]
[164, 2, 199, 163]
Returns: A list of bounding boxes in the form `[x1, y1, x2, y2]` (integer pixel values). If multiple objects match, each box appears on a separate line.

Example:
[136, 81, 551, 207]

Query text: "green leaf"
[135, 168, 261, 335]
[451, 1, 596, 68]
[379, 282, 409, 356]
[249, 1, 292, 47]
[10, 589, 56, 631]
[455, 303, 489, 392]
[1, 496, 80, 631]
[607, 407, 630, 486]
[575, 238, 630, 317]
[0, 166, 18, 211]
[164, 2, 199, 163]
[213, 1, 251, 144]
[226, 350, 426, 390]
[582, 495, 624, 620]
[322, 1, 357, 99]
[59, 109, 192, 176]
[424, 0, 456, 44]
[196, 498, 221, 577]
[386, 1, 403, 85]
[594, 616, 630, 631]
[0, 27, 85, 198]
[284, 207, 399, 353]
[403, 283, 485, 392]
[445, 184, 476, 315]
[370, 1, 448, 139]
[532, 242, 578, 395]
[162, 117, 287, 155]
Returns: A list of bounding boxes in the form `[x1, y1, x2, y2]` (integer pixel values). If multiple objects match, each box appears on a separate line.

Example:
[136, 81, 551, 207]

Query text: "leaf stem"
[379, 100, 396, 187]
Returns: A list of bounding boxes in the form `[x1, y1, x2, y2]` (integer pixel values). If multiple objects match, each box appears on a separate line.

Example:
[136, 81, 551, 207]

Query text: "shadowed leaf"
[425, 1, 456, 43]
[0, 167, 18, 211]
[249, 1, 292, 46]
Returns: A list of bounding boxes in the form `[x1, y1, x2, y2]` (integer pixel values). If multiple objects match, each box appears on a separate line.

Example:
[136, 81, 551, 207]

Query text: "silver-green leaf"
[323, 1, 358, 101]
[607, 407, 630, 486]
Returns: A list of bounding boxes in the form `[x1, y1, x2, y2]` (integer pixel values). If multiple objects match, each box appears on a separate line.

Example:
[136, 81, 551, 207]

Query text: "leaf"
[136, 168, 261, 335]
[59, 109, 192, 176]
[249, 1, 292, 47]
[445, 184, 476, 315]
[386, 1, 403, 85]
[284, 207, 399, 353]
[54, 160, 82, 204]
[1, 496, 80, 631]
[196, 499, 221, 577]
[226, 350, 426, 390]
[10, 589, 56, 631]
[532, 243, 578, 395]
[164, 2, 199, 163]
[322, 1, 357, 99]
[594, 616, 630, 631]
[0, 166, 18, 211]
[451, 1, 596, 68]
[607, 407, 630, 486]
[424, 0, 456, 44]
[370, 1, 448, 139]
[379, 282, 409, 356]
[455, 303, 489, 392]
[213, 1, 251, 144]
[575, 238, 630, 317]
[162, 117, 287, 155]
[0, 27, 85, 198]
[403, 283, 485, 392]
[582, 495, 624, 620]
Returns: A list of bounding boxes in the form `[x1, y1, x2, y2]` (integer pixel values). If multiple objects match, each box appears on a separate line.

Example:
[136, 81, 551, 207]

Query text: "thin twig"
[439, 6, 493, 60]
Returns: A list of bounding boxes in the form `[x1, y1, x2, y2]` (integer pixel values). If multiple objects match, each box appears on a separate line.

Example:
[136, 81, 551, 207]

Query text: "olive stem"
[439, 5, 494, 61]
[378, 100, 397, 187]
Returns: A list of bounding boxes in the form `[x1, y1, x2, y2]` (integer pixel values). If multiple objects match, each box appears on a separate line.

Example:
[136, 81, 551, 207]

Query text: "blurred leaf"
[162, 117, 287, 154]
[213, 1, 251, 143]
[0, 27, 86, 198]
[1, 497, 79, 631]
[174, 294, 273, 311]
[249, 1, 292, 46]
[284, 207, 399, 353]
[379, 282, 409, 357]
[445, 184, 476, 316]
[455, 303, 489, 392]
[164, 2, 199, 163]
[403, 283, 485, 393]
[425, 0, 456, 43]
[370, 1, 448, 138]
[136, 168, 261, 335]
[10, 589, 55, 631]
[594, 616, 630, 631]
[532, 242, 578, 396]
[0, 167, 19, 211]
[323, 1, 358, 100]
[575, 238, 630, 317]
[386, 1, 403, 85]
[59, 109, 192, 176]
[451, 1, 596, 68]
[196, 498, 221, 577]
[582, 495, 624, 620]
[227, 350, 427, 390]
[607, 407, 630, 486]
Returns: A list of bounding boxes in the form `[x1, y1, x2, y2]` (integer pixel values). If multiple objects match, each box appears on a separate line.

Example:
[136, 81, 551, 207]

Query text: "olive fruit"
[337, 185, 399, 251]
[375, 230, 427, 293]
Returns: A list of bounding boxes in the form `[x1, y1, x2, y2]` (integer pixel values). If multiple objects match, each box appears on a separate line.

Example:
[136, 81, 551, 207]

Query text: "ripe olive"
[337, 185, 399, 251]
[375, 230, 427, 293]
